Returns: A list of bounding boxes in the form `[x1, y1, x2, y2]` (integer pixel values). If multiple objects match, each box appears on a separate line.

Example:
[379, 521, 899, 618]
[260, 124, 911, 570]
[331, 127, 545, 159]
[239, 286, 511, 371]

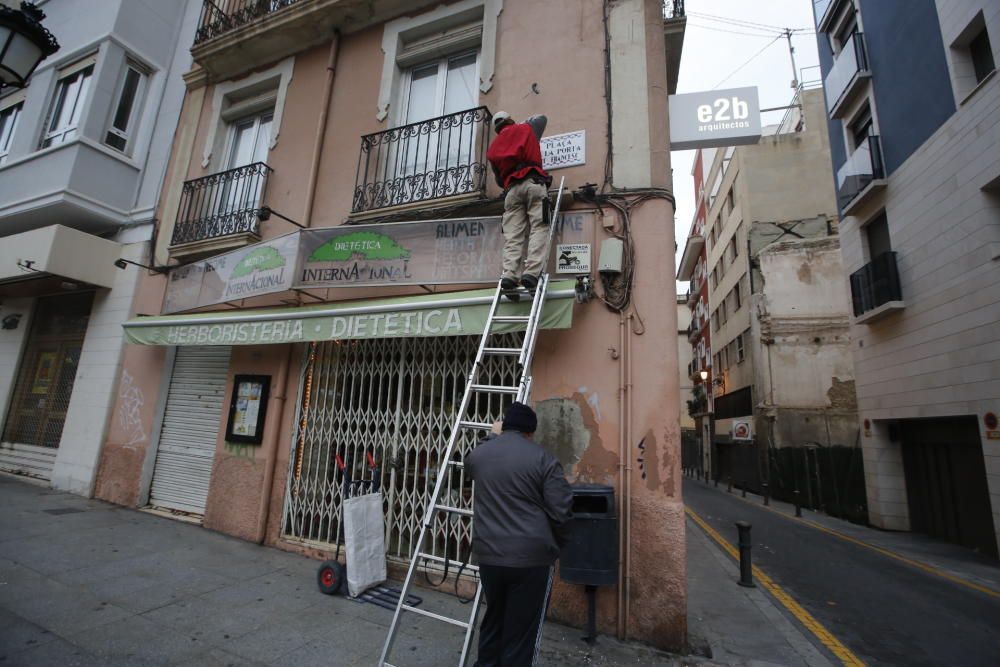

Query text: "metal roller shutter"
[149, 346, 231, 515]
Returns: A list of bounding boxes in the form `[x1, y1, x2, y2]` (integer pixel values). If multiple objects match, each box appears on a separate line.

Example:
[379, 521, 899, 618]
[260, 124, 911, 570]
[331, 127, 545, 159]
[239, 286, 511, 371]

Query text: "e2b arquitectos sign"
[668, 86, 762, 150]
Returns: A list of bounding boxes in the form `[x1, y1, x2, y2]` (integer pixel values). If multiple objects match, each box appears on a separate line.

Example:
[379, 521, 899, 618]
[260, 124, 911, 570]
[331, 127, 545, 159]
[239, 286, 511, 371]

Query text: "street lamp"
[699, 370, 708, 381]
[0, 2, 60, 90]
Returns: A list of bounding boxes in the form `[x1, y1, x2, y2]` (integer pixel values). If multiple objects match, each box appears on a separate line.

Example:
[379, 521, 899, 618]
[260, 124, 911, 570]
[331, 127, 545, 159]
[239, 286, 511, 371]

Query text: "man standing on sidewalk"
[487, 112, 553, 298]
[466, 402, 573, 666]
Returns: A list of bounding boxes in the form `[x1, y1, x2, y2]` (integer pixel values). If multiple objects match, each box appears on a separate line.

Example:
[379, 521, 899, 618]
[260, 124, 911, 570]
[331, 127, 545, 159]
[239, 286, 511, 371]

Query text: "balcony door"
[397, 51, 478, 182]
[220, 112, 272, 220]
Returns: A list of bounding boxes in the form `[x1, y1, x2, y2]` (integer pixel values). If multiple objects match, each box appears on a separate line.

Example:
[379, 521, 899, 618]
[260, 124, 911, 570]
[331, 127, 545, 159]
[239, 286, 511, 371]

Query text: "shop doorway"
[900, 416, 997, 558]
[148, 346, 232, 516]
[1, 293, 93, 480]
[282, 334, 521, 568]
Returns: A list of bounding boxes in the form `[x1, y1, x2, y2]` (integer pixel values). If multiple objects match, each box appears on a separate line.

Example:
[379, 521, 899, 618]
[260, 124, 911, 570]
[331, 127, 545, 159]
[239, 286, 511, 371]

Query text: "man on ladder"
[465, 402, 573, 666]
[487, 111, 552, 299]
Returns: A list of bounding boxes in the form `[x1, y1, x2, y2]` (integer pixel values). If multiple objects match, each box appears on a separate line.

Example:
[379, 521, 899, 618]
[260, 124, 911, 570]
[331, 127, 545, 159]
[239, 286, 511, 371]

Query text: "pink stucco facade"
[94, 0, 686, 649]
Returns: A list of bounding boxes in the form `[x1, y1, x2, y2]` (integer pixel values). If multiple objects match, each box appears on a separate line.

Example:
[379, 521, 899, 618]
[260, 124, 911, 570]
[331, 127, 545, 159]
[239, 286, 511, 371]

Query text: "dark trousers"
[475, 564, 552, 667]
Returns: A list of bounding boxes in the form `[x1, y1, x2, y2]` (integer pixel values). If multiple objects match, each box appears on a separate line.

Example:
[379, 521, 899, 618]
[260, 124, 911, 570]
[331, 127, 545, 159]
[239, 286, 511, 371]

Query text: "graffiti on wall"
[118, 371, 146, 448]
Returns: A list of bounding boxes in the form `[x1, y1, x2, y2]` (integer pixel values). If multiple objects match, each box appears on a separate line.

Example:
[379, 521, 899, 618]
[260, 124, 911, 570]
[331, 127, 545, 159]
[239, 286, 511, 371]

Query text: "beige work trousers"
[501, 179, 549, 280]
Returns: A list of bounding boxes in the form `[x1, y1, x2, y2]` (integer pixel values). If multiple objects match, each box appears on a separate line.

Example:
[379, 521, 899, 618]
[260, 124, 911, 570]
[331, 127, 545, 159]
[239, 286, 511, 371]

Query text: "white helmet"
[492, 110, 512, 132]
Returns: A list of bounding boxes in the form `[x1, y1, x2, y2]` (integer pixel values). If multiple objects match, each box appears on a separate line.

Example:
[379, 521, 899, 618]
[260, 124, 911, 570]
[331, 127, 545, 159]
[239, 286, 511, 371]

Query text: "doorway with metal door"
[148, 346, 232, 517]
[1, 293, 94, 480]
[900, 416, 998, 558]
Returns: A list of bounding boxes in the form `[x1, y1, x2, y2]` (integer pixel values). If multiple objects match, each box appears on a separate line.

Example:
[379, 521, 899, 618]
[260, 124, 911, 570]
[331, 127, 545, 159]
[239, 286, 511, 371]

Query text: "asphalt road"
[683, 478, 1000, 667]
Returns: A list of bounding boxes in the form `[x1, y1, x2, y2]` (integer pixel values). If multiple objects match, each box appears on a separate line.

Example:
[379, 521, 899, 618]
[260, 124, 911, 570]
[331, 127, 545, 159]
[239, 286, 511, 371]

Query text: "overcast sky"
[671, 0, 822, 293]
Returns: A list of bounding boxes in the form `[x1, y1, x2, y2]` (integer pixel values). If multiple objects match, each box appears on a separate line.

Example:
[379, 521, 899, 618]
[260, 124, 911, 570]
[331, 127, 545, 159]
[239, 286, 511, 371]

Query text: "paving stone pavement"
[0, 475, 726, 666]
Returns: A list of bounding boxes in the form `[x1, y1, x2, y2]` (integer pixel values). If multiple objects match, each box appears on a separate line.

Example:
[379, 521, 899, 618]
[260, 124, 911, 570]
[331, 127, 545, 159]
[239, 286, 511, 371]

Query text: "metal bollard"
[735, 521, 755, 587]
[793, 490, 802, 518]
[762, 482, 770, 507]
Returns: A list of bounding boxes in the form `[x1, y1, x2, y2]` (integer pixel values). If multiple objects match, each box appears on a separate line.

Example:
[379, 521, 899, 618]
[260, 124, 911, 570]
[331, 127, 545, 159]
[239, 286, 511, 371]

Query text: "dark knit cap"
[502, 402, 537, 433]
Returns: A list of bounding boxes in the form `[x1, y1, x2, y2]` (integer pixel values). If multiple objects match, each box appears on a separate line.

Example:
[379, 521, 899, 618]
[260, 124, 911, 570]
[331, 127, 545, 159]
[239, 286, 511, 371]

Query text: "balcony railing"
[825, 32, 869, 115]
[352, 106, 492, 214]
[837, 134, 884, 210]
[171, 162, 273, 246]
[850, 251, 902, 317]
[194, 0, 301, 45]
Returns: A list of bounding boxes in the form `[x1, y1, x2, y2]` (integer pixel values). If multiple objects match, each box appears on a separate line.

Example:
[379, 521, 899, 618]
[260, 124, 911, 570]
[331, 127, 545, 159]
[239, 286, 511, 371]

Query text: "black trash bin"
[559, 484, 618, 586]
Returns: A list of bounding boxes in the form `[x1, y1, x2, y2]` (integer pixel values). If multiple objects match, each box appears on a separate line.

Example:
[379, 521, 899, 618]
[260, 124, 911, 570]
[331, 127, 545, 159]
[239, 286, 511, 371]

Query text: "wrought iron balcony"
[850, 251, 902, 318]
[837, 134, 884, 211]
[352, 107, 492, 215]
[194, 0, 301, 45]
[825, 32, 869, 116]
[171, 162, 273, 246]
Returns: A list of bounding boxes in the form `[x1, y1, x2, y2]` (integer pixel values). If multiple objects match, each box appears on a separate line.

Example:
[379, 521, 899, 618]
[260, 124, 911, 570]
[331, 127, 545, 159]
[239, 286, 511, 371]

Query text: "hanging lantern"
[0, 2, 60, 89]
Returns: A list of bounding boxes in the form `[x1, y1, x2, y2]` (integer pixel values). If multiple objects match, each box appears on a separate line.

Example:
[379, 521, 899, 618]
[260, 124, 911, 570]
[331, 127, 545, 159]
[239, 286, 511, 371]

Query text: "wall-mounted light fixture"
[114, 258, 167, 274]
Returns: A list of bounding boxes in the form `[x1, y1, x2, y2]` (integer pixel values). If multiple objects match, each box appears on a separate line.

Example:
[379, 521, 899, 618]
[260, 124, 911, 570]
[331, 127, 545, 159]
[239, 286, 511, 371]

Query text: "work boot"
[500, 276, 520, 302]
[520, 274, 538, 293]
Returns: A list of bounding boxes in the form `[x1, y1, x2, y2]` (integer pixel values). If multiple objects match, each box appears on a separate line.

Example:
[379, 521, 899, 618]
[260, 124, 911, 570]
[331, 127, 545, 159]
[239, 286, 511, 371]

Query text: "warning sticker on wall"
[556, 244, 591, 274]
[732, 420, 753, 441]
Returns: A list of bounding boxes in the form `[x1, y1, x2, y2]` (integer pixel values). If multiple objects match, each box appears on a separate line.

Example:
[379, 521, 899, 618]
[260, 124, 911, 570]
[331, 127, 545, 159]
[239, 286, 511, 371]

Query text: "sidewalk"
[685, 514, 833, 667]
[0, 474, 715, 667]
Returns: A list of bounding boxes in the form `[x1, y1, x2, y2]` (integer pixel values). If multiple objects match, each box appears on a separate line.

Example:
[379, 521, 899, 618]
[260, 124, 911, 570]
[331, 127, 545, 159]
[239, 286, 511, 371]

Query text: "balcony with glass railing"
[352, 107, 492, 215]
[836, 134, 885, 214]
[170, 162, 272, 252]
[825, 32, 870, 117]
[850, 251, 904, 322]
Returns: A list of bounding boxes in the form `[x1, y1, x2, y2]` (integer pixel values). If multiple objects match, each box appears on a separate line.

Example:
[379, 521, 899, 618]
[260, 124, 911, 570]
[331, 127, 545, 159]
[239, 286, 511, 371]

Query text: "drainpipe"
[623, 312, 634, 639]
[616, 313, 627, 639]
[302, 30, 341, 227]
[255, 344, 293, 543]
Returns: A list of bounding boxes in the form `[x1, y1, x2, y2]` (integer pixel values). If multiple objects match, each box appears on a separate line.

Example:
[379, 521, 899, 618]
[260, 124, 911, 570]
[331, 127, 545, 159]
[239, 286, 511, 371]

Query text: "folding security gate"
[282, 335, 521, 566]
[149, 346, 232, 515]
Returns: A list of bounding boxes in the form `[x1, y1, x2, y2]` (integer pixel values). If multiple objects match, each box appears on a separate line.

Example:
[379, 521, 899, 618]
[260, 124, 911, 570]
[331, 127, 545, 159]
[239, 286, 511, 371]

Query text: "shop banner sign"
[669, 87, 761, 150]
[163, 215, 594, 314]
[297, 218, 503, 288]
[127, 291, 574, 347]
[162, 233, 299, 313]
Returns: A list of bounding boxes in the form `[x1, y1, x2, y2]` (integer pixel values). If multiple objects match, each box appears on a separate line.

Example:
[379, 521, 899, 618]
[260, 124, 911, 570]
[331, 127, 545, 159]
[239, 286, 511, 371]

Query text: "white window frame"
[104, 59, 149, 154]
[397, 49, 481, 126]
[376, 0, 501, 122]
[736, 334, 745, 363]
[41, 55, 97, 149]
[0, 89, 26, 165]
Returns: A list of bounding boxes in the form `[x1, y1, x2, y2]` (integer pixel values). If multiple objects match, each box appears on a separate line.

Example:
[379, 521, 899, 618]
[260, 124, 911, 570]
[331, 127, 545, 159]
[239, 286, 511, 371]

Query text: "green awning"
[124, 281, 576, 346]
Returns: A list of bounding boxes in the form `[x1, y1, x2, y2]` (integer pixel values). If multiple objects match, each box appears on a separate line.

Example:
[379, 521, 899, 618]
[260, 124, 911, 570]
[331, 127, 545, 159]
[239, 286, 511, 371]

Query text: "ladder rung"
[416, 552, 480, 572]
[491, 315, 530, 323]
[435, 504, 474, 517]
[401, 603, 470, 628]
[482, 347, 522, 356]
[469, 384, 519, 394]
[458, 420, 492, 430]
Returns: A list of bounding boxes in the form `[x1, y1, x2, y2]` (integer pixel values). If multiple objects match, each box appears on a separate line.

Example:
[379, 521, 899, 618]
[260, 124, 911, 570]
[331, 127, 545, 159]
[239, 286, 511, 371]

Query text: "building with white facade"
[0, 0, 199, 494]
[813, 0, 1000, 557]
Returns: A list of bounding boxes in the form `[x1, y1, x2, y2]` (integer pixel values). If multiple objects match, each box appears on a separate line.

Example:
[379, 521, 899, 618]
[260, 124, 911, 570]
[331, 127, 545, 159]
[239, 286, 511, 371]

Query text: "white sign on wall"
[669, 87, 762, 150]
[556, 243, 591, 274]
[541, 130, 586, 170]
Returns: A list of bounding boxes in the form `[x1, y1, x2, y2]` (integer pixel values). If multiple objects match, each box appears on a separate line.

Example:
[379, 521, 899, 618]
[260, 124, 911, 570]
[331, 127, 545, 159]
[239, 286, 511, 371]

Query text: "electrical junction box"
[598, 238, 623, 273]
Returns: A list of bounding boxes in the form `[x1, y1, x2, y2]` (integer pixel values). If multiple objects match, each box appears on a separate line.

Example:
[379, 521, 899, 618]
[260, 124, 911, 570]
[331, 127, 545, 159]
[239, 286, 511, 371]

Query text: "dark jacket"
[465, 430, 573, 568]
[486, 115, 551, 189]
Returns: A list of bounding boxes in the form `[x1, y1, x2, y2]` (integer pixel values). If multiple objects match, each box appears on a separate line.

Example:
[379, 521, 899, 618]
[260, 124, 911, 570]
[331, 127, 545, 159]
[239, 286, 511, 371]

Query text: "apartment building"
[678, 148, 713, 474]
[90, 0, 689, 646]
[690, 88, 862, 518]
[0, 0, 199, 494]
[813, 0, 1000, 557]
[677, 293, 696, 465]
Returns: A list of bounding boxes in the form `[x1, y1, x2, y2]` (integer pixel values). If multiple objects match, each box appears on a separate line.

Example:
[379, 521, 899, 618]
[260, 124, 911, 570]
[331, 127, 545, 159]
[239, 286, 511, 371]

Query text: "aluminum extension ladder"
[379, 178, 566, 667]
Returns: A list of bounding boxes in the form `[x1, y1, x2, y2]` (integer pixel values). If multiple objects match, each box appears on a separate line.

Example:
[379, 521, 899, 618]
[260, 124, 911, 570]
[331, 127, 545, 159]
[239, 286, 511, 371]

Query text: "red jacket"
[486, 122, 551, 189]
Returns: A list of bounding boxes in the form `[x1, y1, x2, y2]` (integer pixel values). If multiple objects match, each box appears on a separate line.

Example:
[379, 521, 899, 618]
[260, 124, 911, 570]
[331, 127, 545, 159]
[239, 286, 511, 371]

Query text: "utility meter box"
[598, 238, 623, 274]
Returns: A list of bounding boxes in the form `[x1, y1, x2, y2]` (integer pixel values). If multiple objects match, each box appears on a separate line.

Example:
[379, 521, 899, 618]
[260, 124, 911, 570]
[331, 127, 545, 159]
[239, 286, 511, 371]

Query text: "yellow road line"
[685, 506, 866, 667]
[723, 489, 1000, 600]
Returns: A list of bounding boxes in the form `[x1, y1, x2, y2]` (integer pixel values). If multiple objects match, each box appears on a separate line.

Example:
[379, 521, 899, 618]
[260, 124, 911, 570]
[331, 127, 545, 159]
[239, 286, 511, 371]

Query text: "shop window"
[0, 91, 24, 165]
[104, 60, 148, 153]
[41, 56, 96, 148]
